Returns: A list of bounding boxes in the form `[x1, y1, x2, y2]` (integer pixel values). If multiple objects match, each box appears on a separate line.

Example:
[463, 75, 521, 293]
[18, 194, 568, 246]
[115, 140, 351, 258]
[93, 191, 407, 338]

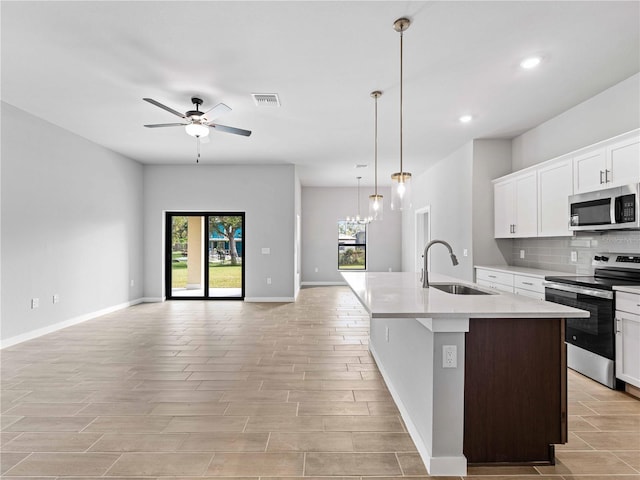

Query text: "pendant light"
[368, 90, 384, 221]
[390, 17, 412, 211]
[347, 176, 371, 224]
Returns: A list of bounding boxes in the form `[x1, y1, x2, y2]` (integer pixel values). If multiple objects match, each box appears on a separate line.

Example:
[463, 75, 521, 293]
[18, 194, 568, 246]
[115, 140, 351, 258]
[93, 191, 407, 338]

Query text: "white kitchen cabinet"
[574, 133, 640, 194]
[607, 135, 640, 187]
[475, 267, 547, 300]
[615, 291, 640, 388]
[476, 268, 514, 293]
[494, 171, 537, 238]
[537, 157, 573, 237]
[514, 274, 545, 300]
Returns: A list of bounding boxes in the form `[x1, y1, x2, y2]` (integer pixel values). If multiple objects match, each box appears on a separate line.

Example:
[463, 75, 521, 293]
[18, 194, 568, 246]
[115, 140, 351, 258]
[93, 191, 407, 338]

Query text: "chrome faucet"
[421, 239, 459, 288]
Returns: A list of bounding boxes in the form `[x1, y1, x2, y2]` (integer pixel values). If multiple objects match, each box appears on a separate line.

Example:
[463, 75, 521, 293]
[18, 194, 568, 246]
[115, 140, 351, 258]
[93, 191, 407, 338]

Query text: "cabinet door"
[607, 135, 640, 187]
[616, 310, 640, 388]
[514, 172, 537, 237]
[494, 180, 515, 238]
[573, 148, 606, 193]
[538, 158, 573, 236]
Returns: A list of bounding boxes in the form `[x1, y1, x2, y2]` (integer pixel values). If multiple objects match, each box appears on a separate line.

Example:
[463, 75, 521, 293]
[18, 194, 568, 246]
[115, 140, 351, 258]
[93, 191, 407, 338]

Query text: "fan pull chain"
[196, 136, 201, 164]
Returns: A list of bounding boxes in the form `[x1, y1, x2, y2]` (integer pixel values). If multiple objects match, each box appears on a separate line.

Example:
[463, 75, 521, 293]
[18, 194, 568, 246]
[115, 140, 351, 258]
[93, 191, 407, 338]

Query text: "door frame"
[165, 211, 245, 300]
[414, 205, 431, 273]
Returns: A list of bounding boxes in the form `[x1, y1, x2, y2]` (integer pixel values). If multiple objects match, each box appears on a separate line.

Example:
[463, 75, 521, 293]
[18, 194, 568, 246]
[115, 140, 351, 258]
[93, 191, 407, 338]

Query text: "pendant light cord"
[399, 29, 404, 176]
[374, 94, 378, 196]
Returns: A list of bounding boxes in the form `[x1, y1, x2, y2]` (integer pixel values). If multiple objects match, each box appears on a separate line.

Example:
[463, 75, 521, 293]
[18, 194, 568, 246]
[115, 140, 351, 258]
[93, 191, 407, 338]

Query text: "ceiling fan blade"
[204, 102, 231, 119]
[143, 98, 186, 118]
[207, 123, 252, 137]
[144, 123, 188, 128]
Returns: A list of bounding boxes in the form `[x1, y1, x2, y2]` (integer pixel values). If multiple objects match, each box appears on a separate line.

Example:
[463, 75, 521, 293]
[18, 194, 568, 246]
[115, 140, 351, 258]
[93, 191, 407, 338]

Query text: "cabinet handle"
[600, 170, 604, 184]
[513, 224, 516, 234]
[488, 275, 497, 279]
[616, 318, 621, 334]
[522, 281, 534, 286]
[605, 169, 610, 183]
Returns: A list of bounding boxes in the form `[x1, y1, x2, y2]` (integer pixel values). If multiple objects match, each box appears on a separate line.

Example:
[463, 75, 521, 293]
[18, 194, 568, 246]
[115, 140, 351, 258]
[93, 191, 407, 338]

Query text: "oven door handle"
[543, 281, 614, 300]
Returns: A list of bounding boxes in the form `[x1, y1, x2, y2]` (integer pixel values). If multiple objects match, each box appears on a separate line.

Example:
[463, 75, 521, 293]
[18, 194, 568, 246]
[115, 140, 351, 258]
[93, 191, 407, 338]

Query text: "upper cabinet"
[538, 157, 573, 237]
[494, 171, 537, 238]
[574, 133, 640, 194]
[493, 129, 639, 239]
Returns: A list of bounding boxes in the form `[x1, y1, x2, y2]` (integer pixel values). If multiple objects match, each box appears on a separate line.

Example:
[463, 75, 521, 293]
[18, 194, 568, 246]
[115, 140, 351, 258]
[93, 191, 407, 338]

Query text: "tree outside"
[209, 216, 242, 265]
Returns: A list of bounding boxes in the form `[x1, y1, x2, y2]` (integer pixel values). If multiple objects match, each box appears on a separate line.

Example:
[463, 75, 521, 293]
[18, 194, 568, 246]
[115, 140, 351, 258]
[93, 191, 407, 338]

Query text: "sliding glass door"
[166, 212, 245, 300]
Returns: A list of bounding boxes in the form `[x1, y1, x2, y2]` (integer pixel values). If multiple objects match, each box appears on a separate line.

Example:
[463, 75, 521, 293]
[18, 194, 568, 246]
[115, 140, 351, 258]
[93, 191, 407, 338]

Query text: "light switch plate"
[261, 247, 271, 254]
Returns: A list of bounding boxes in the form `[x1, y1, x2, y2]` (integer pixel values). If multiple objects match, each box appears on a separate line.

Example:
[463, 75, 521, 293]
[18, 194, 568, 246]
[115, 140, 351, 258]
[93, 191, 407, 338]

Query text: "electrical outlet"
[388, 267, 392, 272]
[442, 345, 457, 368]
[571, 251, 578, 262]
[266, 277, 272, 285]
[520, 249, 525, 259]
[261, 247, 271, 254]
[52, 294, 60, 304]
[130, 279, 135, 287]
[31, 298, 39, 309]
[314, 267, 319, 273]
[385, 326, 390, 342]
[463, 249, 468, 257]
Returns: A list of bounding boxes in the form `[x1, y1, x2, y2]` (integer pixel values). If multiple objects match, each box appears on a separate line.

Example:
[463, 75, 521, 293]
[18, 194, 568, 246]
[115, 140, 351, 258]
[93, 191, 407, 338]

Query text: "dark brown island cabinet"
[464, 317, 566, 465]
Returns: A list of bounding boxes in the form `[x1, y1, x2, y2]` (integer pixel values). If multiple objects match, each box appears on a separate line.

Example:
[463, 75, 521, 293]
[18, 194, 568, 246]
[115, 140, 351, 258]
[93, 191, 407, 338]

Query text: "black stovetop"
[545, 273, 640, 291]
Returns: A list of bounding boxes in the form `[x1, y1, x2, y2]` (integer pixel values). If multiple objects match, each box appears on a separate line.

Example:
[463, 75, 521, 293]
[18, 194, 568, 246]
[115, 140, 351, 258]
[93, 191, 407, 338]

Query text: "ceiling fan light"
[185, 123, 209, 137]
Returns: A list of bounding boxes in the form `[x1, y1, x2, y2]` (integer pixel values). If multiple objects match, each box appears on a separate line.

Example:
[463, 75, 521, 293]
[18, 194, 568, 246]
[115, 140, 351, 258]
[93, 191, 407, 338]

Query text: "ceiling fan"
[143, 96, 251, 162]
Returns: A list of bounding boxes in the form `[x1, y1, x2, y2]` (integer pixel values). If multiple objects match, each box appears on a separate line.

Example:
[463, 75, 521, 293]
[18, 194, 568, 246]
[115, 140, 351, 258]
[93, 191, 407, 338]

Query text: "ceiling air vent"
[251, 93, 281, 107]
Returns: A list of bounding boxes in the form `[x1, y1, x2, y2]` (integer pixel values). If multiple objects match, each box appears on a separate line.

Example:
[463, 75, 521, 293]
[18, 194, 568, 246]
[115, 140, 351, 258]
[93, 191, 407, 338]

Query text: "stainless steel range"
[544, 253, 640, 389]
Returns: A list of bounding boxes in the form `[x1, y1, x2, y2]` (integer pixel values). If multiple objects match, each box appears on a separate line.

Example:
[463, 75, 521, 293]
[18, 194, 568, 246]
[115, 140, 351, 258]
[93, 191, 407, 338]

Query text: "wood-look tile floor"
[1, 286, 639, 479]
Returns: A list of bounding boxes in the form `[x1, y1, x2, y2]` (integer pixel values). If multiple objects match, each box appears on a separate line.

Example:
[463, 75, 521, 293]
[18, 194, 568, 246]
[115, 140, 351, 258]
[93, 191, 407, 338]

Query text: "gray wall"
[1, 102, 144, 343]
[512, 73, 640, 171]
[400, 139, 511, 282]
[143, 164, 296, 301]
[471, 139, 513, 267]
[301, 186, 402, 284]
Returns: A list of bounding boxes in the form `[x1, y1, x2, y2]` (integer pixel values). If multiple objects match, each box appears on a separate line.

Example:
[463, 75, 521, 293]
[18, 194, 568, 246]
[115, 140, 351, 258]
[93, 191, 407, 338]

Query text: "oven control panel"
[592, 253, 640, 268]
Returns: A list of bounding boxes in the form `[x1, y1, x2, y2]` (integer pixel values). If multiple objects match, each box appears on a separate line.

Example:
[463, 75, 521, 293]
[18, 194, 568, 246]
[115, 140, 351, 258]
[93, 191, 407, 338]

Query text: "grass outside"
[339, 264, 366, 270]
[171, 258, 242, 288]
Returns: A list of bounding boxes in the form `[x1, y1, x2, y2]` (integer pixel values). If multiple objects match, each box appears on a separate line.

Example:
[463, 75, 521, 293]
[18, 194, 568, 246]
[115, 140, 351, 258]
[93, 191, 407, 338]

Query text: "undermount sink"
[430, 283, 494, 295]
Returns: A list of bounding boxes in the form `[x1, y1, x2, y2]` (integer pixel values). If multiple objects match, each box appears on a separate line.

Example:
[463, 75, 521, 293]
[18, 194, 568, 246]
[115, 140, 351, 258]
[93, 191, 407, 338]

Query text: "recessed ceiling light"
[520, 56, 541, 69]
[459, 115, 473, 123]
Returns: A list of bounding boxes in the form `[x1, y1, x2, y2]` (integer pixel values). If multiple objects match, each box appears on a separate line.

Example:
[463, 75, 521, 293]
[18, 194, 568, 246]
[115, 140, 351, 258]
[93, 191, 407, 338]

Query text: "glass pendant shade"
[368, 194, 384, 221]
[390, 172, 412, 211]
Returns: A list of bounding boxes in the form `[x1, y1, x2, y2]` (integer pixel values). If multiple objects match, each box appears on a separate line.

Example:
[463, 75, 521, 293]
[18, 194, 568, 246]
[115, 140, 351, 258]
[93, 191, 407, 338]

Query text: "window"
[338, 221, 367, 270]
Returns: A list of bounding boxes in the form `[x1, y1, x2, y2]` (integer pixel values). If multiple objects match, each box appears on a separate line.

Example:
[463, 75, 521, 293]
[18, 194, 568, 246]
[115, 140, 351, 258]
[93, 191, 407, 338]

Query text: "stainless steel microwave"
[569, 183, 639, 231]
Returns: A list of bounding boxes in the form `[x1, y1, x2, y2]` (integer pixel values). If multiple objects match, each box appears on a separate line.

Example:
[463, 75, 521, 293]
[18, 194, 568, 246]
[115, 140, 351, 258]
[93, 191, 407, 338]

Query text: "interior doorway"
[165, 212, 245, 300]
[415, 206, 431, 273]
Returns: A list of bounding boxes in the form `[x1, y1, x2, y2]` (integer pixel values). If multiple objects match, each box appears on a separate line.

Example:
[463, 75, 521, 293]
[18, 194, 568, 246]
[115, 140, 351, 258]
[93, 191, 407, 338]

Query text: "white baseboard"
[301, 281, 347, 286]
[1, 298, 144, 349]
[244, 297, 295, 303]
[141, 297, 164, 303]
[369, 342, 467, 477]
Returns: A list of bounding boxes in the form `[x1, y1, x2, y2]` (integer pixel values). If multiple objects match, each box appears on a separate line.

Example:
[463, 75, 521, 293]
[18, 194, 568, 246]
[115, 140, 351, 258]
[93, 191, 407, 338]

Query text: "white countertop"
[342, 272, 589, 319]
[614, 285, 640, 295]
[475, 264, 571, 278]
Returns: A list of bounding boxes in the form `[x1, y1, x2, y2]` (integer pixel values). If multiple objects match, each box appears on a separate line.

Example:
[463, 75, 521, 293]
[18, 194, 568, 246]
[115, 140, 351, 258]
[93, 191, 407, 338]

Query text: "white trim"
[301, 281, 347, 286]
[414, 205, 431, 274]
[369, 341, 467, 477]
[1, 298, 144, 349]
[142, 297, 165, 303]
[244, 297, 295, 303]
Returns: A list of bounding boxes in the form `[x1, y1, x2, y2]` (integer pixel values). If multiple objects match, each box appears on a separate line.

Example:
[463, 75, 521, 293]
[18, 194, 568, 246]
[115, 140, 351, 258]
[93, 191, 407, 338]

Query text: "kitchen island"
[341, 271, 589, 477]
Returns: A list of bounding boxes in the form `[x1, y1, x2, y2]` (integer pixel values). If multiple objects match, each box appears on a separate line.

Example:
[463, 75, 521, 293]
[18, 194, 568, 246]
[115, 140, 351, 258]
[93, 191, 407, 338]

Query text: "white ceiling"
[2, 1, 639, 187]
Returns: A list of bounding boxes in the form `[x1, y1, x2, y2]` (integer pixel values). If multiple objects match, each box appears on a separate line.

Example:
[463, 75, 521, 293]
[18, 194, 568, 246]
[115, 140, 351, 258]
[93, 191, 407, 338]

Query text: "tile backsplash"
[509, 231, 640, 275]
